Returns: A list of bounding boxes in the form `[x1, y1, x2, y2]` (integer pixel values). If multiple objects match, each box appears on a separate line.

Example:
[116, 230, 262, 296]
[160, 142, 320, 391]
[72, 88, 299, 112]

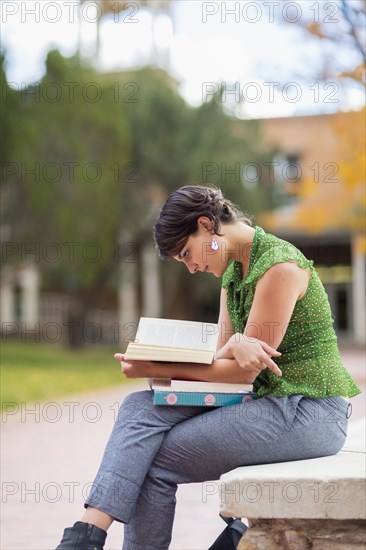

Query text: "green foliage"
[2, 51, 131, 292]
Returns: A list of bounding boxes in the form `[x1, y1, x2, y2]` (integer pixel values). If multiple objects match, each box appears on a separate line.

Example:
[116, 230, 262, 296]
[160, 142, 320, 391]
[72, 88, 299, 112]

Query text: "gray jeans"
[84, 391, 350, 550]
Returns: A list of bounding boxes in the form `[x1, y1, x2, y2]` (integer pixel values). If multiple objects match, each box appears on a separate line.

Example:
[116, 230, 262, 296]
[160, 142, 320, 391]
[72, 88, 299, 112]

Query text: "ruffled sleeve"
[243, 240, 314, 288]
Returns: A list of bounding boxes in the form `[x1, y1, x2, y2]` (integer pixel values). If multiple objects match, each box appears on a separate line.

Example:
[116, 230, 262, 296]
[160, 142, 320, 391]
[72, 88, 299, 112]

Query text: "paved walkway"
[1, 346, 365, 550]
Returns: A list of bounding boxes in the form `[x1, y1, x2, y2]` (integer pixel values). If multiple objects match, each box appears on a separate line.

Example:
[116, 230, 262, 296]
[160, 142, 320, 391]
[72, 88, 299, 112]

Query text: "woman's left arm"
[243, 261, 307, 348]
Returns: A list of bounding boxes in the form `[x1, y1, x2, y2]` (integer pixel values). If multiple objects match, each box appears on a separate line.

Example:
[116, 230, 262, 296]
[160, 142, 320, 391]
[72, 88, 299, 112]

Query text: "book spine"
[152, 391, 257, 407]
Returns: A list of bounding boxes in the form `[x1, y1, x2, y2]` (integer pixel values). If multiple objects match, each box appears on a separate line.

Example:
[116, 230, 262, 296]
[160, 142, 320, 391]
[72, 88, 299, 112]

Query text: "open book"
[124, 317, 219, 364]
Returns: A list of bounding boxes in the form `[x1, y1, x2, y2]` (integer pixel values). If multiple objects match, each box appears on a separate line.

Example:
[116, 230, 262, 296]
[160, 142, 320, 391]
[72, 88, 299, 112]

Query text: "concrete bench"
[219, 417, 366, 549]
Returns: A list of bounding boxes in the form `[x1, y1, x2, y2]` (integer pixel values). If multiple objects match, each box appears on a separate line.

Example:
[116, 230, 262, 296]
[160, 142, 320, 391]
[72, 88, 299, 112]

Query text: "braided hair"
[153, 185, 253, 259]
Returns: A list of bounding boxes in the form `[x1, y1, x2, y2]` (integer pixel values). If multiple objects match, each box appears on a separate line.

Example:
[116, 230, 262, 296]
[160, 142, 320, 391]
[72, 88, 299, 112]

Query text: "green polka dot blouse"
[221, 225, 361, 398]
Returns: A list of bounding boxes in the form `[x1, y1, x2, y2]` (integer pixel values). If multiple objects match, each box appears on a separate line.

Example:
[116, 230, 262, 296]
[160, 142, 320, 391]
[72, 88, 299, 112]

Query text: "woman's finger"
[214, 342, 230, 360]
[121, 362, 133, 376]
[114, 353, 125, 361]
[261, 355, 282, 376]
[259, 341, 282, 356]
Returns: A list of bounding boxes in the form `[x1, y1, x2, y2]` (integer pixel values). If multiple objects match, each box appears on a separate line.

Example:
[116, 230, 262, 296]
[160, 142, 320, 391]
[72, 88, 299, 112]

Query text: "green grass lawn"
[1, 342, 131, 408]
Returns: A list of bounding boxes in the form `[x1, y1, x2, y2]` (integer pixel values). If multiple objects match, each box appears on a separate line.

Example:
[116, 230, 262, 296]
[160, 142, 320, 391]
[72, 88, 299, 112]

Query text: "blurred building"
[256, 110, 365, 345]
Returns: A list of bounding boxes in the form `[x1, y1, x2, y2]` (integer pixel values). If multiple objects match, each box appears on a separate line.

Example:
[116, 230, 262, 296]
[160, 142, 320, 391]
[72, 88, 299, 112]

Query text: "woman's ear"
[197, 216, 213, 233]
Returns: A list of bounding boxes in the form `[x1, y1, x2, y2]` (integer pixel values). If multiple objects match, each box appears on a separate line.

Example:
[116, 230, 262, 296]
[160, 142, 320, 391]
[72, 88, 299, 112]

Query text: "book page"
[135, 318, 219, 352]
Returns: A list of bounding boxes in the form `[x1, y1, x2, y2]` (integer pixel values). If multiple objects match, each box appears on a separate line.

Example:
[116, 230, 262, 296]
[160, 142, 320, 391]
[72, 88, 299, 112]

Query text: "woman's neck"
[222, 222, 256, 273]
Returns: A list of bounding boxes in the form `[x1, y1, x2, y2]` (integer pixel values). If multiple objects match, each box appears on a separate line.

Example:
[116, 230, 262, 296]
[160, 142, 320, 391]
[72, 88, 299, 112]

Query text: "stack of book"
[124, 317, 255, 407]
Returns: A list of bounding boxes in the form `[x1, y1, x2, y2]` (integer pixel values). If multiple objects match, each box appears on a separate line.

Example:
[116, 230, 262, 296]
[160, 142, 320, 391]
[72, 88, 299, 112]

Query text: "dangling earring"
[211, 238, 219, 251]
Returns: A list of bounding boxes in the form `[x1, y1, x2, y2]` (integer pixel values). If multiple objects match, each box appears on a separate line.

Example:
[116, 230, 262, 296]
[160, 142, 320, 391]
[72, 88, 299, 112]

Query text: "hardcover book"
[149, 378, 255, 407]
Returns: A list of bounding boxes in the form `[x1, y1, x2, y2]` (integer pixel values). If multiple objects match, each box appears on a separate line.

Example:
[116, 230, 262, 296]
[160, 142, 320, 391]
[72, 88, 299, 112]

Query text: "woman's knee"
[121, 390, 152, 408]
[116, 391, 153, 422]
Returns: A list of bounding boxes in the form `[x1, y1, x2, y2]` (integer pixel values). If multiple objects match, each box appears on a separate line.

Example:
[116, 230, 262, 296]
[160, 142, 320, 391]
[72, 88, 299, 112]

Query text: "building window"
[273, 153, 302, 185]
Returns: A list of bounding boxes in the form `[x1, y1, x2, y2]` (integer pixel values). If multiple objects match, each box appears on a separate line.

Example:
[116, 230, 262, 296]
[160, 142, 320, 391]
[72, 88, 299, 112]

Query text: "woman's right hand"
[214, 334, 282, 377]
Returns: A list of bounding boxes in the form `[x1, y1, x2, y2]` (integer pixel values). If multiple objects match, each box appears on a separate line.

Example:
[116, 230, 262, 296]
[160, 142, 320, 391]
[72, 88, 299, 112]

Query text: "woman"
[56, 185, 360, 550]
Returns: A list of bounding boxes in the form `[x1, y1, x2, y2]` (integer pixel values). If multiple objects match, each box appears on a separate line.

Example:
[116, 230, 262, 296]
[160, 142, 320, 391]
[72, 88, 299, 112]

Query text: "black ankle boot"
[56, 521, 107, 550]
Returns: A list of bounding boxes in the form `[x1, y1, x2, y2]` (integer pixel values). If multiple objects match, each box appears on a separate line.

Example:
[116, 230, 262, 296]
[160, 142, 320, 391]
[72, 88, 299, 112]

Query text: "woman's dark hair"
[153, 185, 253, 259]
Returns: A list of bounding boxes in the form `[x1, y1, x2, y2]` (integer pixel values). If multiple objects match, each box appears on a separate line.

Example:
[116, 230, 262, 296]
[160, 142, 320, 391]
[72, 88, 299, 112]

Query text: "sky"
[1, 0, 365, 118]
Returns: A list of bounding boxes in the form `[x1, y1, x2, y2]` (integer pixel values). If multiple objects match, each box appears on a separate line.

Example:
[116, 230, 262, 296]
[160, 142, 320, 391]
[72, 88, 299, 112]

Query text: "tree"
[301, 0, 365, 86]
[269, 0, 366, 88]
[1, 51, 132, 344]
